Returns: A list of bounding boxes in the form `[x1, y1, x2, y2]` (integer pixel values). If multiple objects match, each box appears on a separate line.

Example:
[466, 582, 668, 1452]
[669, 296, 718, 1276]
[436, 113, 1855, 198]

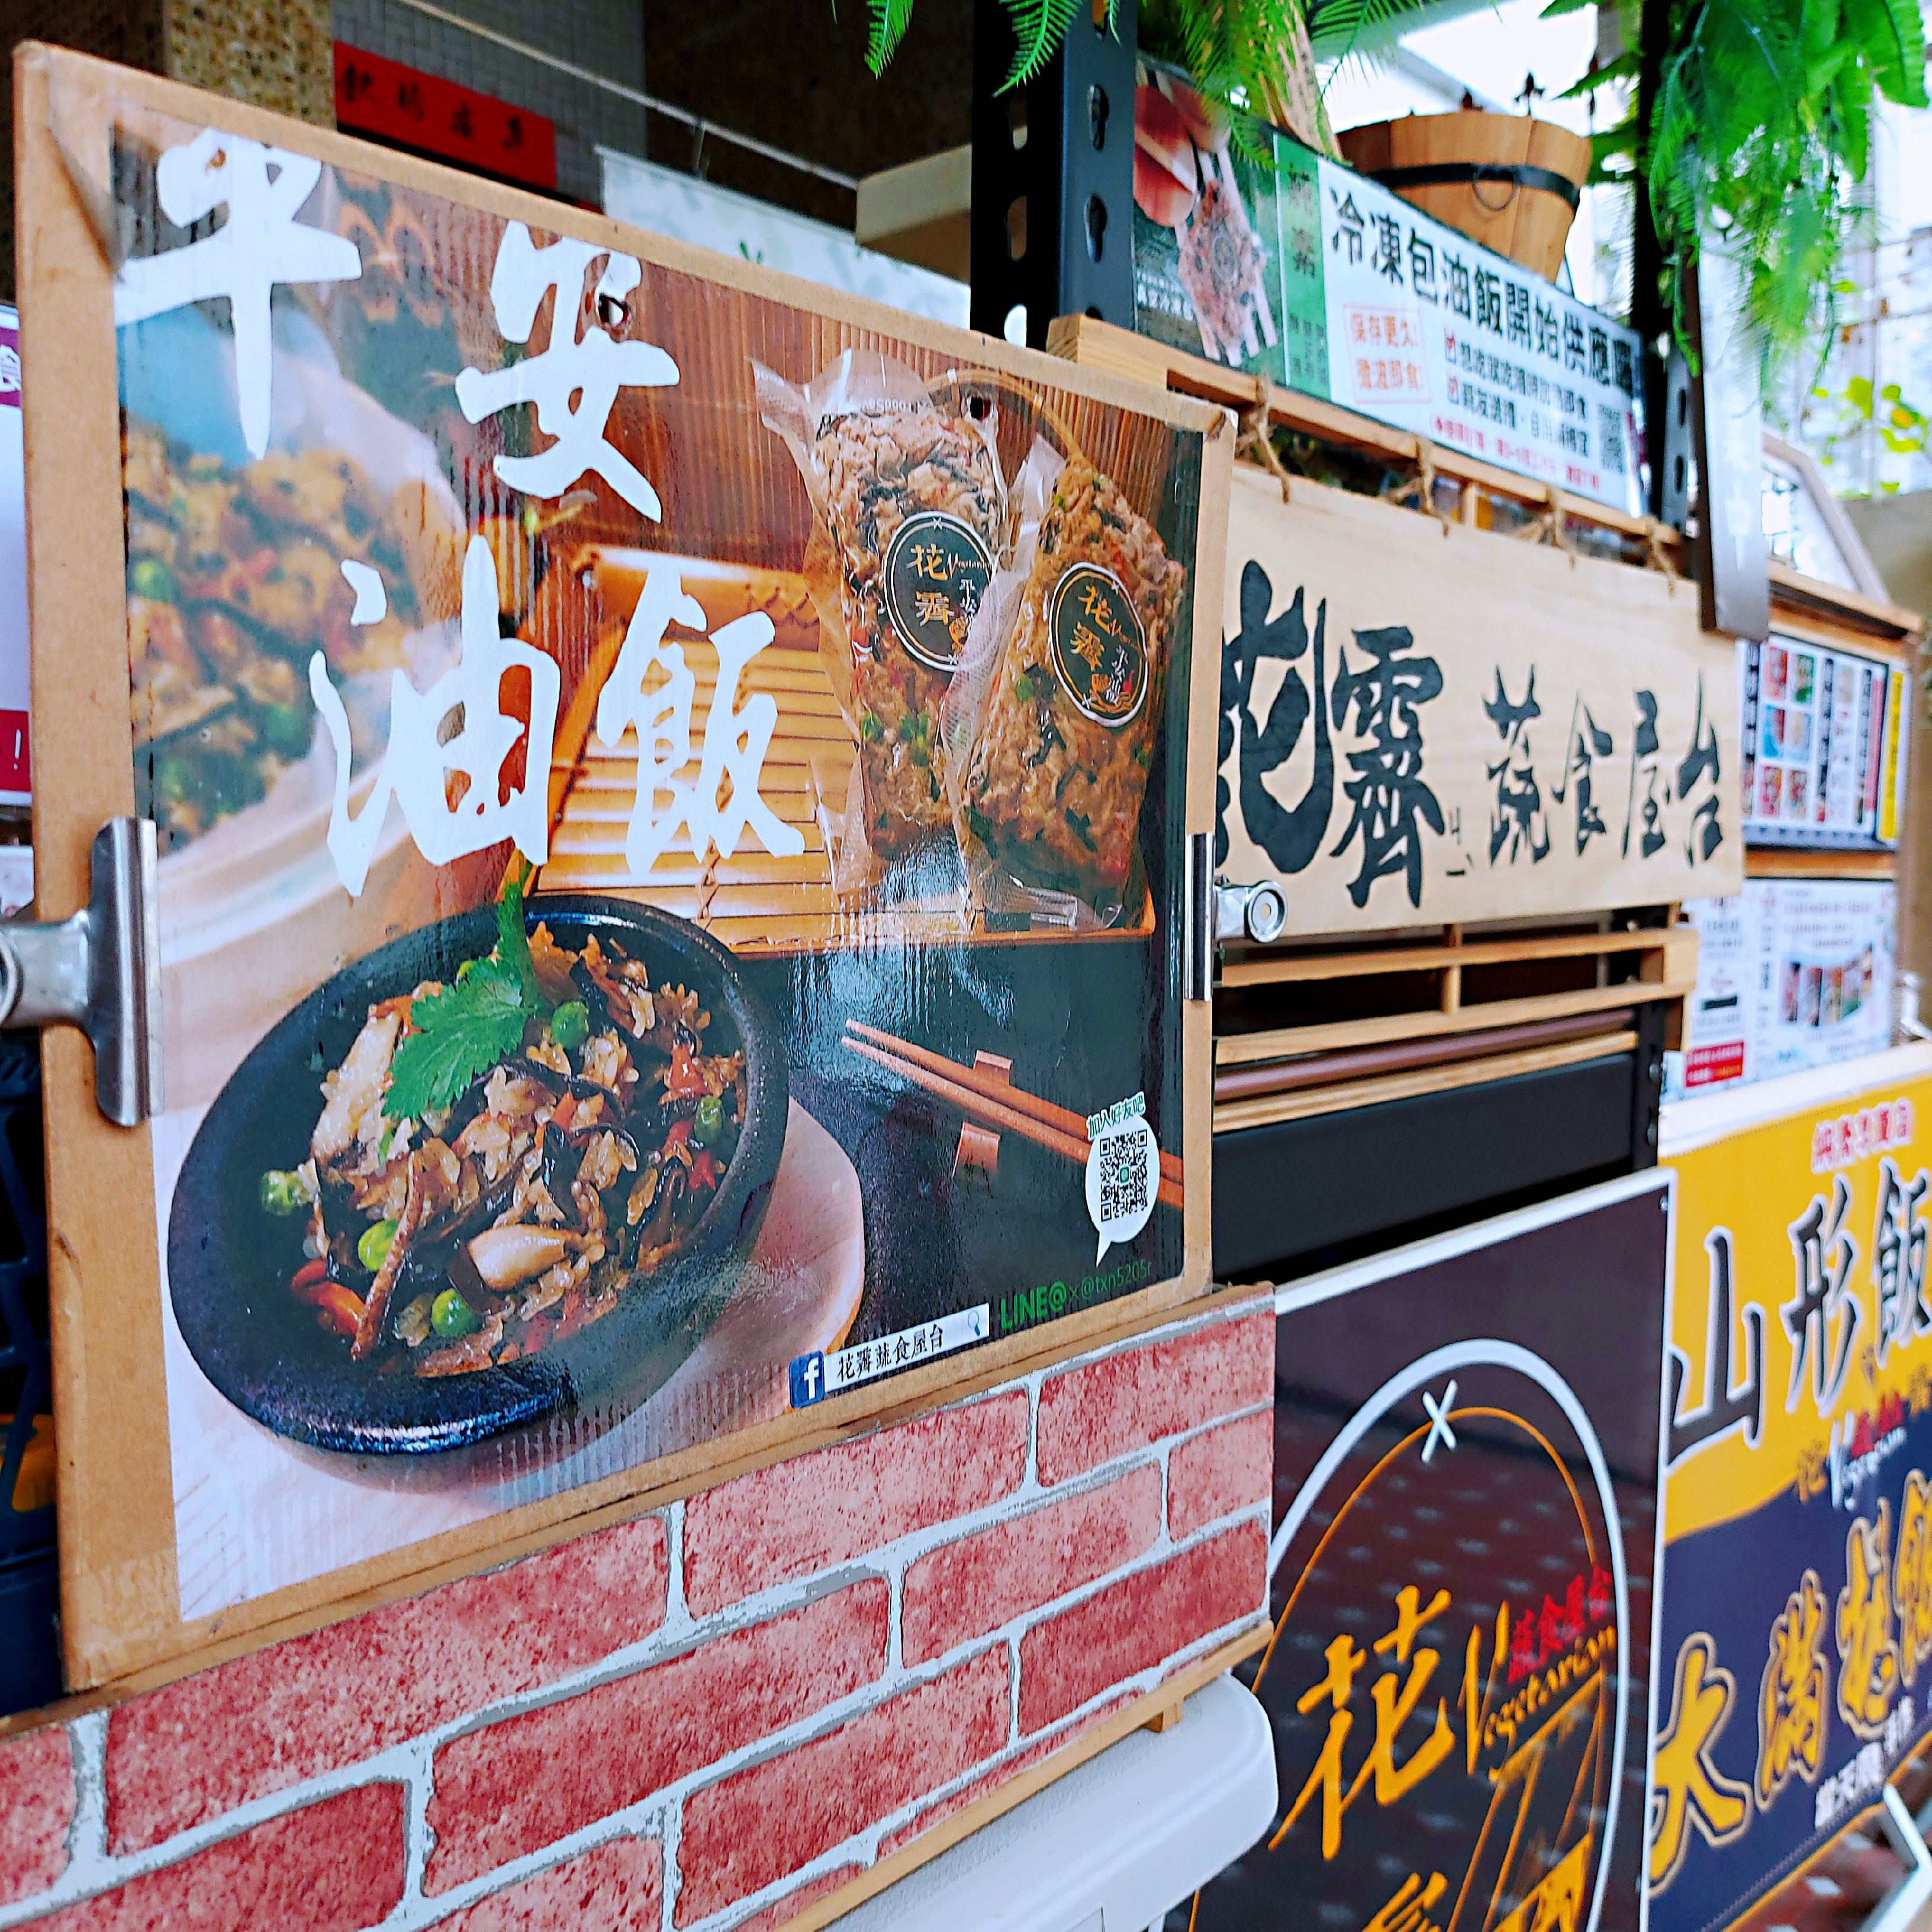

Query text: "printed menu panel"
[1670, 879, 1897, 1097]
[17, 46, 1226, 1686]
[1656, 1070, 1932, 1931]
[1131, 62, 1645, 516]
[1740, 636, 1905, 849]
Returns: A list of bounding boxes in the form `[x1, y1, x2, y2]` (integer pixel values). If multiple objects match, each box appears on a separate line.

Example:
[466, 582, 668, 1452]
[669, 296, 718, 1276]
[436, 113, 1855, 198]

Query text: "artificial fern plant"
[861, 0, 1428, 156]
[1563, 0, 1926, 377]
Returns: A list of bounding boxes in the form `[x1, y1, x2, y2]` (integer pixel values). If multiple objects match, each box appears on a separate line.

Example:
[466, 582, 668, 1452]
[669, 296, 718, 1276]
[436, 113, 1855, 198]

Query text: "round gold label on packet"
[1049, 564, 1148, 726]
[881, 511, 993, 674]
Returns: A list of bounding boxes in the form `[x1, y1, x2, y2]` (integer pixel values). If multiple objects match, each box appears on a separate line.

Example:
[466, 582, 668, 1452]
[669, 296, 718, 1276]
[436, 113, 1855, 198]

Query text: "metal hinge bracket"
[0, 819, 162, 1125]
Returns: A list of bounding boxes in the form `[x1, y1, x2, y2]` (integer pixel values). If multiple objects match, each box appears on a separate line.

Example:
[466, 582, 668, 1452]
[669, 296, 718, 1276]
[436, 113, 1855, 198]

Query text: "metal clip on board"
[0, 818, 162, 1126]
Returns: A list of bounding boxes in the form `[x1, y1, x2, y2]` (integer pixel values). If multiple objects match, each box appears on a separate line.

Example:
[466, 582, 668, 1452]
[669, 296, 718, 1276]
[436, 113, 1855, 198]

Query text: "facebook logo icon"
[788, 1352, 826, 1409]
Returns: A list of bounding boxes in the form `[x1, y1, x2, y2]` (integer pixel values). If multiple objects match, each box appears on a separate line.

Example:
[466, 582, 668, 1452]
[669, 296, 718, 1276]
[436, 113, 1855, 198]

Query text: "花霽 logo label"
[1049, 564, 1147, 727]
[881, 510, 991, 673]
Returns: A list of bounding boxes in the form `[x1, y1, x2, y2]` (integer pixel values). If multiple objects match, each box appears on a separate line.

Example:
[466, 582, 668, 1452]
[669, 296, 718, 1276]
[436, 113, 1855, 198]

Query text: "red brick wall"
[0, 1299, 1271, 1932]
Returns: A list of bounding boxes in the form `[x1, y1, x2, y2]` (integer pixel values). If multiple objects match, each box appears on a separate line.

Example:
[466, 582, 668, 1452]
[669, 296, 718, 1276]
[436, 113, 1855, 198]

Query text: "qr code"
[1598, 402, 1627, 476]
[1097, 1132, 1150, 1222]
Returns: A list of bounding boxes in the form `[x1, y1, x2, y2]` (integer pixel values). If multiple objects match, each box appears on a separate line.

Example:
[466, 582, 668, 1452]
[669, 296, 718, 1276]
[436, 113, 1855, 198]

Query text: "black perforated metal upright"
[970, 0, 1138, 347]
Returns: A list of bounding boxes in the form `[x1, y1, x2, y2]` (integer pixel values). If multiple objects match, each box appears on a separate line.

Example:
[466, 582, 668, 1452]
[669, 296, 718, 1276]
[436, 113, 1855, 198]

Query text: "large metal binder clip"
[0, 819, 162, 1125]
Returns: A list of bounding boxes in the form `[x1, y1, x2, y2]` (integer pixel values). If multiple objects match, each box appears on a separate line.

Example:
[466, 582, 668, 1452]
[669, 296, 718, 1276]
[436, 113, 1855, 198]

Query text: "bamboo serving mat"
[536, 549, 1154, 951]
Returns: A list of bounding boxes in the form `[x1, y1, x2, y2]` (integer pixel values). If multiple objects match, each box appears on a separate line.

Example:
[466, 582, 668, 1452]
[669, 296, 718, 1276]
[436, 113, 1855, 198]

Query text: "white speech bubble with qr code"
[1086, 1114, 1159, 1265]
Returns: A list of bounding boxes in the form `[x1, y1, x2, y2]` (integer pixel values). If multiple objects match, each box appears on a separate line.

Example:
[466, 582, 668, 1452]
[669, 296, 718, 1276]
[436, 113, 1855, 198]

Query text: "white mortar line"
[658, 1796, 684, 1932]
[395, 1735, 437, 1908]
[659, 1499, 695, 1645]
[63, 1714, 106, 1872]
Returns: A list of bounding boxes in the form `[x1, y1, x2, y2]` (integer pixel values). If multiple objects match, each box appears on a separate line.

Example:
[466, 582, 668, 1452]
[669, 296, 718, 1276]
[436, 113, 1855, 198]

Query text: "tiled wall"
[164, 0, 336, 124]
[330, 0, 649, 204]
[0, 1300, 1272, 1932]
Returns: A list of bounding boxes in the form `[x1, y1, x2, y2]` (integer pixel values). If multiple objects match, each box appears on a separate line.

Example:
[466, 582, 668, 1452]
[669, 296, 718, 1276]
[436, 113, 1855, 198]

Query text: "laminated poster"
[16, 48, 1225, 1684]
[1131, 63, 1647, 517]
[1673, 880, 1897, 1097]
[1654, 1067, 1932, 1930]
[1738, 636, 1906, 851]
[1191, 1175, 1671, 1932]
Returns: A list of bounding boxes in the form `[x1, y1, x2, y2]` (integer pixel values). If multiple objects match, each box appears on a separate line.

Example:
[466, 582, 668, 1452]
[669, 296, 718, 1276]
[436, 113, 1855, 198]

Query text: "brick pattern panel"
[1036, 1311, 1274, 1485]
[436, 1837, 661, 1932]
[0, 1301, 1270, 1932]
[729, 1864, 867, 1932]
[108, 1515, 668, 1854]
[426, 1579, 887, 1893]
[42, 1784, 405, 1932]
[901, 1464, 1162, 1665]
[675, 1650, 1010, 1926]
[0, 1727, 73, 1907]
[878, 1692, 1139, 1860]
[683, 1392, 1028, 1615]
[1168, 1410, 1274, 1540]
[1018, 1522, 1270, 1736]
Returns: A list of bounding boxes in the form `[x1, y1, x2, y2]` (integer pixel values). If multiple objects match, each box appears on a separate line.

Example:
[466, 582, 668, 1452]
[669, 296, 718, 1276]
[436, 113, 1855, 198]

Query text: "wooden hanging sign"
[1216, 466, 1743, 935]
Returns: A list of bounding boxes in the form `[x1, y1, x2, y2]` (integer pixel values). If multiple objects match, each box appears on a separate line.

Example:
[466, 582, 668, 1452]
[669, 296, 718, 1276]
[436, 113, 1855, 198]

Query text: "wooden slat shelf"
[1220, 924, 1681, 989]
[1744, 846, 1896, 881]
[1211, 912, 1692, 1132]
[1769, 561, 1924, 642]
[1218, 980, 1692, 1065]
[1046, 313, 1675, 546]
[1215, 1029, 1640, 1133]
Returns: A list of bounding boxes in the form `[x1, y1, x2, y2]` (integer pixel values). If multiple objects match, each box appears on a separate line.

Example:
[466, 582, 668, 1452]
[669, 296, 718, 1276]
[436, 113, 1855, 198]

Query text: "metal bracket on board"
[1184, 833, 1213, 1002]
[0, 819, 162, 1126]
[1213, 880, 1288, 947]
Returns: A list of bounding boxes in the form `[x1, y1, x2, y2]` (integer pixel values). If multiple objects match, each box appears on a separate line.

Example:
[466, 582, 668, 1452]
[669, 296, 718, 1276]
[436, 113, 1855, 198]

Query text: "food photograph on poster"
[1188, 1177, 1672, 1931]
[15, 48, 1231, 1682]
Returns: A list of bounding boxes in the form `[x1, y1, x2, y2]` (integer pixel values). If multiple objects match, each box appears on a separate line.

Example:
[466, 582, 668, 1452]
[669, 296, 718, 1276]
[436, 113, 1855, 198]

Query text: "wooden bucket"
[1337, 112, 1590, 284]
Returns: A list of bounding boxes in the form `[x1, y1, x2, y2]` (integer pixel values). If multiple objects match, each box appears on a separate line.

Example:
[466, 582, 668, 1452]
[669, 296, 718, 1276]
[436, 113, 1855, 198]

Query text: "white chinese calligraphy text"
[113, 131, 362, 459]
[594, 565, 806, 879]
[311, 536, 560, 896]
[455, 226, 677, 517]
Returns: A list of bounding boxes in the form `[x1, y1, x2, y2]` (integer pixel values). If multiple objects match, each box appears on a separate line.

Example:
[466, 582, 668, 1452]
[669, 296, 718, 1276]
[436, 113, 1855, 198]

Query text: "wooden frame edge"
[778, 1619, 1273, 1932]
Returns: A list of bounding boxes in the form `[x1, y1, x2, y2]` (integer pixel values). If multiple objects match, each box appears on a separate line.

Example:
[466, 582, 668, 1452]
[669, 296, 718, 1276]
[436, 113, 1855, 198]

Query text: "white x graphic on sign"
[1421, 1380, 1459, 1463]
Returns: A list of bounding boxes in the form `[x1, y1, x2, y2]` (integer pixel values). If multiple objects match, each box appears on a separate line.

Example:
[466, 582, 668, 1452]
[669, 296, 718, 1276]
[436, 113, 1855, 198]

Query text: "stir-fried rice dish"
[258, 891, 746, 1379]
[123, 419, 424, 852]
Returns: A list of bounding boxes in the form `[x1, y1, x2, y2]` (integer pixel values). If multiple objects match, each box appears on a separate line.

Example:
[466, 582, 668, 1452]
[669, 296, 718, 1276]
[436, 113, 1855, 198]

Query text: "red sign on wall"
[333, 44, 558, 193]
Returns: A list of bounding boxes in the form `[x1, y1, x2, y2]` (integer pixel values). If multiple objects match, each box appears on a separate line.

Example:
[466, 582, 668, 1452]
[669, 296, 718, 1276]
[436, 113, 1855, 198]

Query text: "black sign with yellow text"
[1193, 1176, 1670, 1932]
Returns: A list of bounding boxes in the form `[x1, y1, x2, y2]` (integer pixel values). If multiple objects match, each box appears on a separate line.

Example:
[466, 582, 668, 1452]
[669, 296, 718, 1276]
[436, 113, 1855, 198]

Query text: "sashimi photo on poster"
[1130, 62, 1646, 516]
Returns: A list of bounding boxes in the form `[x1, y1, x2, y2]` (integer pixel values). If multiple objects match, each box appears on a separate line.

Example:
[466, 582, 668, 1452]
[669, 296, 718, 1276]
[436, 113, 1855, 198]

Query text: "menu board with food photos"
[1669, 878, 1897, 1097]
[1740, 635, 1906, 849]
[15, 46, 1228, 1688]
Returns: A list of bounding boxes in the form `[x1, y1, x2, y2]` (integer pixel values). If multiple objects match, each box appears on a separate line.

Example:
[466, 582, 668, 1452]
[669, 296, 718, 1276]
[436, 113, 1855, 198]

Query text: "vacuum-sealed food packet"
[756, 352, 1006, 868]
[951, 450, 1186, 927]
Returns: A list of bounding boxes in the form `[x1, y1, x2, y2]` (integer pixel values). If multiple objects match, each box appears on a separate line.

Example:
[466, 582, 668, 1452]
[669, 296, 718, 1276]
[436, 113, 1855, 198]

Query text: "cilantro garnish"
[382, 879, 549, 1121]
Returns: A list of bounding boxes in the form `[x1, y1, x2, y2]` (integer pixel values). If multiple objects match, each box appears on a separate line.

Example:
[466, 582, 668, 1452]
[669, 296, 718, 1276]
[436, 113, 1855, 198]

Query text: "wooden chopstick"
[844, 1019, 1184, 1188]
[842, 1032, 1185, 1213]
